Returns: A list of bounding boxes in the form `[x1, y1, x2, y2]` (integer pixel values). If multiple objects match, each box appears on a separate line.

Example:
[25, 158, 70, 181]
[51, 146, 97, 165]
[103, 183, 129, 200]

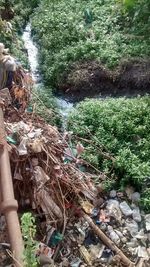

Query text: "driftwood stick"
[82, 212, 135, 267]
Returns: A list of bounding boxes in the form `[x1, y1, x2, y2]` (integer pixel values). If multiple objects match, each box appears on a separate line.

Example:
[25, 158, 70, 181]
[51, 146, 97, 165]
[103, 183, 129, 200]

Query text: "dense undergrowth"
[0, 0, 39, 66]
[68, 96, 150, 210]
[31, 0, 150, 87]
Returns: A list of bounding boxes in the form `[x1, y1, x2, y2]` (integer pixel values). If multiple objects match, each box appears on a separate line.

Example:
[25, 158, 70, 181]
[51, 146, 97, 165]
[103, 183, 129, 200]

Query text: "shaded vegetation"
[31, 85, 61, 126]
[119, 0, 150, 36]
[0, 0, 39, 65]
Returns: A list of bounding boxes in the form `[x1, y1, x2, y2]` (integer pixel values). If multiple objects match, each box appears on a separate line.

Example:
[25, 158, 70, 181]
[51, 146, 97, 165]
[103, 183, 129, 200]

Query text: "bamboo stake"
[82, 212, 135, 267]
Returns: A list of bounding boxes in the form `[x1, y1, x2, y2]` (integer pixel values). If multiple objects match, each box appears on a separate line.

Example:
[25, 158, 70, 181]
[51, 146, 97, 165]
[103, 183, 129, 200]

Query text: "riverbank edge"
[56, 58, 150, 102]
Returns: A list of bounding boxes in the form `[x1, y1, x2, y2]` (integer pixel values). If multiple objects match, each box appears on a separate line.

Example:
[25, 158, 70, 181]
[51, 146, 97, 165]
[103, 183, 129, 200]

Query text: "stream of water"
[22, 23, 146, 123]
[22, 24, 73, 119]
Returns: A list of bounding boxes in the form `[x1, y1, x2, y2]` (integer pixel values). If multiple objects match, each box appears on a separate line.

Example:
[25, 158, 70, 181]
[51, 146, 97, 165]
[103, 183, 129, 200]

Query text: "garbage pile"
[2, 108, 150, 267]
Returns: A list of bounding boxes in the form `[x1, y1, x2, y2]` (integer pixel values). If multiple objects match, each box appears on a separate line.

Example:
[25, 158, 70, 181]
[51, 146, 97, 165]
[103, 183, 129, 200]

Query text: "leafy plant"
[21, 213, 38, 267]
[31, 0, 150, 87]
[68, 96, 150, 210]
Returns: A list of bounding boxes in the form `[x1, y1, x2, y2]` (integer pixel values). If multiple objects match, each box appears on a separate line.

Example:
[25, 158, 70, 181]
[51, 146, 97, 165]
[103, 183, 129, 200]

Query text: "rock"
[120, 201, 133, 216]
[147, 233, 150, 242]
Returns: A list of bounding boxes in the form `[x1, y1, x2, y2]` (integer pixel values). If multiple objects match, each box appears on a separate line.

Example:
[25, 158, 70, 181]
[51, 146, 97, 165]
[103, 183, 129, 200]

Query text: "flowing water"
[22, 22, 149, 123]
[22, 23, 73, 119]
[22, 24, 40, 82]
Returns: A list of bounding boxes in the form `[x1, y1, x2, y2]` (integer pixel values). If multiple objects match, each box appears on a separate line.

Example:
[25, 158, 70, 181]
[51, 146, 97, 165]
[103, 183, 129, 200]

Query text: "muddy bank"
[57, 59, 150, 102]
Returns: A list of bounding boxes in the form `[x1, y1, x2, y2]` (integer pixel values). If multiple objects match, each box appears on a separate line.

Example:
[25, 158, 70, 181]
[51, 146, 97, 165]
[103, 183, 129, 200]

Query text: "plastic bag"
[107, 199, 122, 223]
[107, 226, 120, 244]
[17, 137, 28, 155]
[120, 201, 132, 216]
[145, 214, 150, 231]
[132, 206, 141, 222]
[125, 219, 139, 237]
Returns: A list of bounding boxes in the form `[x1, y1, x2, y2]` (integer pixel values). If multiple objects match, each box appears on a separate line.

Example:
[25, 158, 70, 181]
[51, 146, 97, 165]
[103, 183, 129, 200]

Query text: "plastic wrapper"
[132, 206, 142, 222]
[79, 246, 92, 266]
[17, 137, 28, 155]
[107, 225, 120, 244]
[145, 214, 150, 231]
[106, 199, 122, 223]
[120, 201, 133, 216]
[131, 192, 141, 203]
[137, 246, 149, 260]
[80, 200, 94, 215]
[125, 219, 139, 237]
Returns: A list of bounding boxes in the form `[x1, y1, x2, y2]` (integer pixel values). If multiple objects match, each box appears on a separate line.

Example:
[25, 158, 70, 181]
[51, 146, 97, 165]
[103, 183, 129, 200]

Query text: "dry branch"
[82, 212, 135, 267]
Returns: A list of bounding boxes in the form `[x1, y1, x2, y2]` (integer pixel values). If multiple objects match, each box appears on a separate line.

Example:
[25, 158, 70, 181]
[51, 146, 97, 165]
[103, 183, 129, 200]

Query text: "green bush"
[68, 96, 150, 209]
[31, 0, 150, 87]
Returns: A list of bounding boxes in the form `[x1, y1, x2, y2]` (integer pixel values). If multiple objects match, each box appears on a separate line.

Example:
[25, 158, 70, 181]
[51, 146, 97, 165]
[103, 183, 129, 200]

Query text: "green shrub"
[31, 0, 150, 87]
[68, 96, 150, 209]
